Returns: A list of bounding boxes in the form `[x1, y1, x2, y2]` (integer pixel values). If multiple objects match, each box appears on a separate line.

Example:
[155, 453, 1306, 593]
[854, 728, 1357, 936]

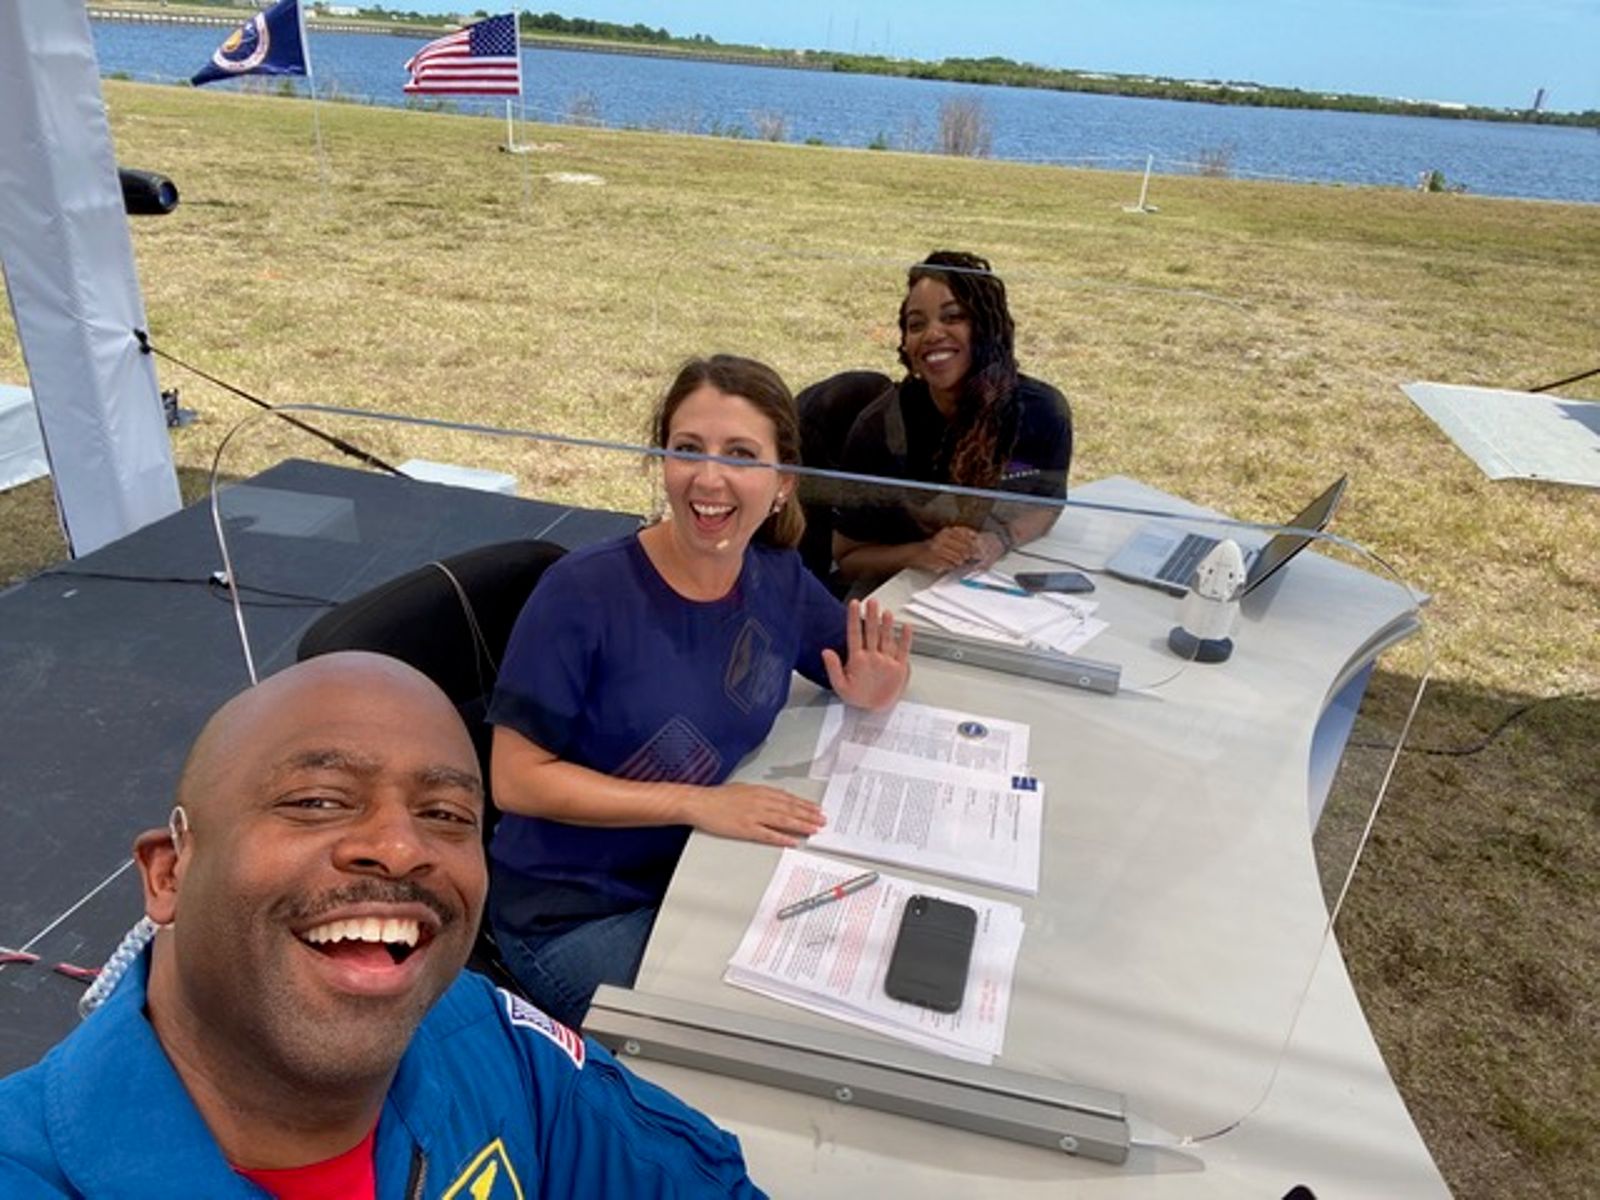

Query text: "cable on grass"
[1528, 366, 1600, 394]
[722, 240, 1253, 312]
[1352, 688, 1595, 758]
[133, 329, 403, 476]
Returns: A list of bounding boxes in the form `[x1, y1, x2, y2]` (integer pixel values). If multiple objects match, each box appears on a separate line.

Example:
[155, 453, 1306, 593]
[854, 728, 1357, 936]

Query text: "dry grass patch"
[2, 81, 1598, 1196]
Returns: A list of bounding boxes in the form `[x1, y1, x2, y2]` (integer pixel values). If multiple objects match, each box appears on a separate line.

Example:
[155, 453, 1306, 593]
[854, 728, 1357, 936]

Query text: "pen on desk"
[776, 871, 880, 921]
[959, 577, 1029, 598]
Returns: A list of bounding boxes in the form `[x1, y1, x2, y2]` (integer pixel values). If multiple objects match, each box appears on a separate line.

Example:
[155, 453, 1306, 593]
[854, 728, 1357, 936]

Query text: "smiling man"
[0, 652, 764, 1198]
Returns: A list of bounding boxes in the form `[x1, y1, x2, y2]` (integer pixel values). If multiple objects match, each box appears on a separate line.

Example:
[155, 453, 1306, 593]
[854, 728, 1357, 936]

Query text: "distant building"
[1181, 80, 1262, 94]
[1398, 97, 1469, 111]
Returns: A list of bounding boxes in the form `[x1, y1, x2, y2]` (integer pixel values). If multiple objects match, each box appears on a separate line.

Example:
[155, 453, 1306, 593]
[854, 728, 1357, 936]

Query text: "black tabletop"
[0, 459, 638, 1073]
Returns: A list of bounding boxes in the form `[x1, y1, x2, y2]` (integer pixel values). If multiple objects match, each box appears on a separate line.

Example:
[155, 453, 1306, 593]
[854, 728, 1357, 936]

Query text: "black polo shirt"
[833, 374, 1072, 546]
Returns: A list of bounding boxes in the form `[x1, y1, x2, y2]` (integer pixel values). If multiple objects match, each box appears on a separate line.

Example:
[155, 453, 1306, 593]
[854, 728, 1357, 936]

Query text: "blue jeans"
[490, 904, 658, 1030]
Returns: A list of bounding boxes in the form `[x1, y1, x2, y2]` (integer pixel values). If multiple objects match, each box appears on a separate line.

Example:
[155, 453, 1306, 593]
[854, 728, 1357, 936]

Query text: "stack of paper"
[811, 743, 1043, 893]
[809, 698, 1031, 781]
[904, 571, 1107, 656]
[808, 701, 1044, 893]
[724, 849, 1025, 1064]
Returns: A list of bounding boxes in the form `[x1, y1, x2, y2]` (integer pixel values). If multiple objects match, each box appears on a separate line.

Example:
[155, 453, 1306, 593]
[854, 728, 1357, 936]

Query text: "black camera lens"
[118, 168, 180, 216]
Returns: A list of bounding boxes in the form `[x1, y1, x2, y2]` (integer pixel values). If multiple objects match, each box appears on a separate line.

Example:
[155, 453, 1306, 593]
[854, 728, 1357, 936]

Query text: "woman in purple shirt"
[487, 355, 911, 1026]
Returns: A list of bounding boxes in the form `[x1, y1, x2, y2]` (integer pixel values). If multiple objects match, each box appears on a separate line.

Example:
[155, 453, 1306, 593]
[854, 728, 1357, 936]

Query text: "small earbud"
[168, 805, 190, 853]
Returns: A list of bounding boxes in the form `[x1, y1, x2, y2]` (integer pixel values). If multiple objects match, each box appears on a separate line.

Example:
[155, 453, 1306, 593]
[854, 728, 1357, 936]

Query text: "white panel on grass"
[1402, 381, 1600, 490]
[0, 383, 50, 492]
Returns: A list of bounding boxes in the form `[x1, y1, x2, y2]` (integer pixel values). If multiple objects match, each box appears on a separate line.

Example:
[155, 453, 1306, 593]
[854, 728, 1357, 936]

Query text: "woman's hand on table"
[683, 785, 827, 847]
[911, 526, 978, 572]
[824, 598, 912, 712]
[968, 530, 1008, 572]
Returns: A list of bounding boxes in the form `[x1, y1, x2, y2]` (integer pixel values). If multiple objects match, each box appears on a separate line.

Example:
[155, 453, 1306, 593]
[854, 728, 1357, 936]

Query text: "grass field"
[3, 81, 1598, 1195]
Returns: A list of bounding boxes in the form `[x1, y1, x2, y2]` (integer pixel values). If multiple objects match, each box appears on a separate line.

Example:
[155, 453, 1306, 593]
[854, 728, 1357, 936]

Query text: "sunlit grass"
[2, 81, 1598, 1196]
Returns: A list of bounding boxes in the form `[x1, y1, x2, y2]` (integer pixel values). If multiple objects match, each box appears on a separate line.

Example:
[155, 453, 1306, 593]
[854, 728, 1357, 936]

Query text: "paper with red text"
[724, 849, 1024, 1064]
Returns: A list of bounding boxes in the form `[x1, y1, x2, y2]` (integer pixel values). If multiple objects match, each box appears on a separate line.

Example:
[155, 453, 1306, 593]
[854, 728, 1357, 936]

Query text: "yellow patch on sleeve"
[440, 1138, 524, 1200]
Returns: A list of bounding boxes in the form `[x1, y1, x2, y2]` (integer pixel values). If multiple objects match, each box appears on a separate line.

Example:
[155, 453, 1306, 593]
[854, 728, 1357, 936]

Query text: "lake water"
[92, 20, 1600, 204]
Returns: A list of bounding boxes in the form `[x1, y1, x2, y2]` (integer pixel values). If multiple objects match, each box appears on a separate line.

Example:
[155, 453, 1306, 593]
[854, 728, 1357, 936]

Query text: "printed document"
[810, 698, 1030, 781]
[906, 571, 1107, 656]
[724, 849, 1025, 1063]
[809, 743, 1043, 894]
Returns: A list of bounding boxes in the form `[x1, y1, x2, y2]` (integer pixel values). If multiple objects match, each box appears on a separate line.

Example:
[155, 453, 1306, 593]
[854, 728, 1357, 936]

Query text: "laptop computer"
[1104, 475, 1349, 597]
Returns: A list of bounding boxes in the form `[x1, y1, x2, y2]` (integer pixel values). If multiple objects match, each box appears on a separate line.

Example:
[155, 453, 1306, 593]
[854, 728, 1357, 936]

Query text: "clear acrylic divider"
[211, 406, 1427, 1147]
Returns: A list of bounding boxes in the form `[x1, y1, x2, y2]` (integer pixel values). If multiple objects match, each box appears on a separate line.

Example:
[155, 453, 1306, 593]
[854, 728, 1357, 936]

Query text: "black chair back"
[297, 539, 565, 797]
[795, 370, 893, 588]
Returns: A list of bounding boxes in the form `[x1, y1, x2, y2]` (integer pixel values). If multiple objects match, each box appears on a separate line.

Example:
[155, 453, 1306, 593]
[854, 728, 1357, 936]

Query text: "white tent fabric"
[0, 1, 179, 556]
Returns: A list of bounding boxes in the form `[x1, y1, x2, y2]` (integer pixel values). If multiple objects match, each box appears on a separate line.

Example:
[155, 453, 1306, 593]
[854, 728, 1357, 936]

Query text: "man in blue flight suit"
[0, 652, 765, 1198]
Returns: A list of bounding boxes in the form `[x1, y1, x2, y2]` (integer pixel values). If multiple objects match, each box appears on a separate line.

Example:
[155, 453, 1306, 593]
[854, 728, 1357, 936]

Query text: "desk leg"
[1308, 661, 1375, 830]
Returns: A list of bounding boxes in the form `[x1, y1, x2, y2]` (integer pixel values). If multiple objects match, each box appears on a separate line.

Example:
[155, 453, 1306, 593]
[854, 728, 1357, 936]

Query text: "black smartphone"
[1014, 570, 1095, 594]
[883, 895, 978, 1013]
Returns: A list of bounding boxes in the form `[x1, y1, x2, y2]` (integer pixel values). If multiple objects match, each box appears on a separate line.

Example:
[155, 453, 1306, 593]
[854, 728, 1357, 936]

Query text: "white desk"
[617, 478, 1446, 1196]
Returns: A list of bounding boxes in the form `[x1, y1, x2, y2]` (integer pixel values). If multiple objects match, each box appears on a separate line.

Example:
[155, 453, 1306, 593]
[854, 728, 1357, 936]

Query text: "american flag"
[615, 716, 724, 786]
[502, 989, 587, 1069]
[403, 13, 522, 97]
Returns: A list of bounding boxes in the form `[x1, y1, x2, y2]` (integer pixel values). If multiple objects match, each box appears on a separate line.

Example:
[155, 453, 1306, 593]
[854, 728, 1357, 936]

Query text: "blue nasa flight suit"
[0, 951, 765, 1198]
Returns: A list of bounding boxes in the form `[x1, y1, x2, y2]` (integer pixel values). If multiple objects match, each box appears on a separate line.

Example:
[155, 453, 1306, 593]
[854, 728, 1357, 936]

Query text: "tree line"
[820, 53, 1600, 129]
[515, 11, 672, 45]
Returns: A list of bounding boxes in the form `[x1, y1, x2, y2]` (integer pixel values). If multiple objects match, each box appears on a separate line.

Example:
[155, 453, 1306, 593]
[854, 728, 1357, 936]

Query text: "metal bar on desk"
[909, 627, 1122, 696]
[585, 985, 1131, 1165]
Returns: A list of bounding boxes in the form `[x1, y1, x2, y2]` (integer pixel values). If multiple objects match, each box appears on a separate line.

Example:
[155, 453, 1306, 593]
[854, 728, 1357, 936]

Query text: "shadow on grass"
[1320, 669, 1599, 1199]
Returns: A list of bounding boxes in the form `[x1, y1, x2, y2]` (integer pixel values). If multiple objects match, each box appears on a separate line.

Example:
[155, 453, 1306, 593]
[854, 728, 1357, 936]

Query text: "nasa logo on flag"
[440, 1138, 524, 1200]
[500, 988, 586, 1069]
[191, 0, 308, 88]
[210, 15, 273, 75]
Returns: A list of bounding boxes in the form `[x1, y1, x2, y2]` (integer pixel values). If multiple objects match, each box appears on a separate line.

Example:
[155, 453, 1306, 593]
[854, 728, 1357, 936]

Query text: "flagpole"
[295, 0, 331, 207]
[515, 8, 533, 207]
[511, 9, 525, 153]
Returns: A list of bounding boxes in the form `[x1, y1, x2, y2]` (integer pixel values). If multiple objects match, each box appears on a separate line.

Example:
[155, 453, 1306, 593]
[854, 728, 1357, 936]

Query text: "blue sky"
[402, 2, 1600, 111]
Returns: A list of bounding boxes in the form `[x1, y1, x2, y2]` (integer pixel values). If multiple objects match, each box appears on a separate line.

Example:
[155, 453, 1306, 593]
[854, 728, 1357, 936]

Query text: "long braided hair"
[897, 251, 1020, 503]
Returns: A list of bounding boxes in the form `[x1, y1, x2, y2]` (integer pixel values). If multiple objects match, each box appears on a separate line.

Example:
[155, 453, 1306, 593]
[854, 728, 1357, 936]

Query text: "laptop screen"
[1241, 475, 1349, 596]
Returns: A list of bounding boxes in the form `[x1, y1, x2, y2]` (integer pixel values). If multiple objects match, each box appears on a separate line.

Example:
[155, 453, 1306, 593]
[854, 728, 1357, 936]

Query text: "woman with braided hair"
[816, 250, 1072, 591]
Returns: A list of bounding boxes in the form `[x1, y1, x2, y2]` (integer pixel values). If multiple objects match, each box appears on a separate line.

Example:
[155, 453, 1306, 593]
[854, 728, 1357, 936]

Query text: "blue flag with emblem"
[191, 0, 309, 87]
